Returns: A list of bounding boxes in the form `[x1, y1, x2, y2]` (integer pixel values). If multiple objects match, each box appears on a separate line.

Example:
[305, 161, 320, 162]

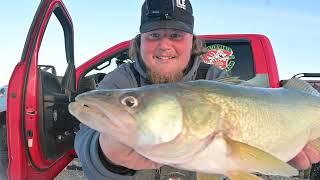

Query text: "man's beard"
[147, 69, 184, 84]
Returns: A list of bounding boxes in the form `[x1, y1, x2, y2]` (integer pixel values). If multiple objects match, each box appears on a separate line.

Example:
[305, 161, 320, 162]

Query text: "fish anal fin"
[227, 171, 262, 180]
[309, 138, 320, 152]
[196, 173, 224, 180]
[223, 135, 298, 177]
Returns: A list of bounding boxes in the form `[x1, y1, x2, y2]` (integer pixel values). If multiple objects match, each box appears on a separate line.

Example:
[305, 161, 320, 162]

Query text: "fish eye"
[121, 96, 138, 108]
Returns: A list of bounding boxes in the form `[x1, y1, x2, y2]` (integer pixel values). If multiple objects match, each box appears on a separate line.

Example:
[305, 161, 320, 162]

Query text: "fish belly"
[172, 134, 238, 175]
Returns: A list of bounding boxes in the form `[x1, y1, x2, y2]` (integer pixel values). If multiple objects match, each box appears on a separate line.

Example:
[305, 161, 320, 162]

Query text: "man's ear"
[192, 35, 207, 56]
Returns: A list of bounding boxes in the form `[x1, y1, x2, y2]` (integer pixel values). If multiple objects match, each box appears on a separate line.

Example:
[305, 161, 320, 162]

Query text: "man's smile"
[154, 56, 177, 61]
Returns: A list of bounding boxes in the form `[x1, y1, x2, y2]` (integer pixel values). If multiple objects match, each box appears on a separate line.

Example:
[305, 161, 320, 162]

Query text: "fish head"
[68, 85, 184, 147]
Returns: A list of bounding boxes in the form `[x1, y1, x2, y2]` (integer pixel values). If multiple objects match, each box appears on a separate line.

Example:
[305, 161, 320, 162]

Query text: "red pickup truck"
[1, 0, 319, 179]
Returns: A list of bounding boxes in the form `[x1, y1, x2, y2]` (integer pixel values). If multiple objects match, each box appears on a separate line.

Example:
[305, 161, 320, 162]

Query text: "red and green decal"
[202, 44, 235, 71]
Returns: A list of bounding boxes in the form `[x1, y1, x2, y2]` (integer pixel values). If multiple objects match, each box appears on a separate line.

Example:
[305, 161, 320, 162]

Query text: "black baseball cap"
[139, 0, 194, 34]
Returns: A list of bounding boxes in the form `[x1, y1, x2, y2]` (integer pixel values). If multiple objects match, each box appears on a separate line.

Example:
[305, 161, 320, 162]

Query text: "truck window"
[204, 39, 255, 80]
[38, 15, 67, 78]
[83, 50, 131, 86]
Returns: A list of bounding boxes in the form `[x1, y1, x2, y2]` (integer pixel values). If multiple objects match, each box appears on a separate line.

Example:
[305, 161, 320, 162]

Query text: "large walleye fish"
[69, 78, 320, 180]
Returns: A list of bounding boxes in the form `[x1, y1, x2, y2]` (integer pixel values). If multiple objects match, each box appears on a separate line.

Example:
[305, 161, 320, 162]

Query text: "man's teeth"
[156, 56, 174, 60]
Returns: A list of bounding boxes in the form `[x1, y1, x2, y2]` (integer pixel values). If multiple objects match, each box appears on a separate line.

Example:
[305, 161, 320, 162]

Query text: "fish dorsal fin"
[216, 77, 254, 87]
[282, 78, 319, 96]
[216, 77, 243, 84]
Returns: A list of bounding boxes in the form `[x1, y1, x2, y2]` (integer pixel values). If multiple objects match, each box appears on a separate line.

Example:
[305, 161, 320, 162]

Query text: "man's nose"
[158, 37, 172, 50]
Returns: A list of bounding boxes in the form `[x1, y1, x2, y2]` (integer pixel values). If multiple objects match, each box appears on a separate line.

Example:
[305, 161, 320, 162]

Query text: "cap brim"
[140, 20, 193, 34]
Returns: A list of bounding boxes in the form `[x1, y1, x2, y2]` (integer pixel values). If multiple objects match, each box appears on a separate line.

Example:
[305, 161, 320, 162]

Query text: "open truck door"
[6, 0, 79, 179]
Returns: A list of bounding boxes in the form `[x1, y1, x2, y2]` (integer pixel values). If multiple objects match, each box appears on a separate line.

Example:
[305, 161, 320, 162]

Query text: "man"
[75, 0, 320, 179]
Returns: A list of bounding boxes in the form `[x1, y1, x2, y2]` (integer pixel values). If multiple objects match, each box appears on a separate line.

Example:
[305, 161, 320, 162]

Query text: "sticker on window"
[202, 44, 236, 71]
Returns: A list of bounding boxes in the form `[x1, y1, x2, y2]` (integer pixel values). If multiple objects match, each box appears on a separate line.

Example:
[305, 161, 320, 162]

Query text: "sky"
[0, 0, 319, 86]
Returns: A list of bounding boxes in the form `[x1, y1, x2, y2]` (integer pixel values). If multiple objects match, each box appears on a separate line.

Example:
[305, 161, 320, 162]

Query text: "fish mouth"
[69, 99, 135, 134]
[69, 100, 125, 135]
[69, 100, 110, 120]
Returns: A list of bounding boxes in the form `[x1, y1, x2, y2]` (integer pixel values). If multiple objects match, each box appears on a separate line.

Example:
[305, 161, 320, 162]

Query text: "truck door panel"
[38, 69, 78, 160]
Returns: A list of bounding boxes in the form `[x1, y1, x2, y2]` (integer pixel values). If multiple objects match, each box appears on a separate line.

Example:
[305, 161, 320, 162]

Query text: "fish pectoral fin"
[224, 135, 298, 177]
[196, 172, 224, 180]
[226, 171, 262, 180]
[309, 138, 320, 152]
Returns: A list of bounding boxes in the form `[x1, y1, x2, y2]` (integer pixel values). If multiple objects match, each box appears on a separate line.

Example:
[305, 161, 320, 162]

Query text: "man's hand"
[99, 133, 161, 170]
[288, 144, 320, 170]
